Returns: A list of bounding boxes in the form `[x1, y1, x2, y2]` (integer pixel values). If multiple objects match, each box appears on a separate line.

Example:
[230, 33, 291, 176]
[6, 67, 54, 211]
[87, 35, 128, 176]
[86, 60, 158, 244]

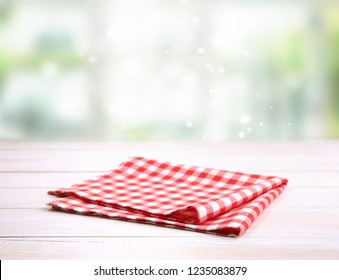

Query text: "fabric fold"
[47, 157, 288, 237]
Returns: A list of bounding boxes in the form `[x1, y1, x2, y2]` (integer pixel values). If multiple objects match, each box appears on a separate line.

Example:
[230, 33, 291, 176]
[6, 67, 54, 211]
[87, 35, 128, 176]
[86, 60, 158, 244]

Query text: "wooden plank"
[0, 208, 338, 237]
[0, 141, 338, 260]
[1, 171, 339, 189]
[1, 141, 339, 154]
[0, 236, 338, 259]
[1, 150, 339, 171]
[0, 172, 102, 189]
[1, 187, 338, 210]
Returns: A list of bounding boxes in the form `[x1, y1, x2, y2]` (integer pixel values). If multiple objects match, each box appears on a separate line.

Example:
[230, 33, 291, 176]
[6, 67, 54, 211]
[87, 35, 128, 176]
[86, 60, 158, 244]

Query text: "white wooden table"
[0, 141, 338, 259]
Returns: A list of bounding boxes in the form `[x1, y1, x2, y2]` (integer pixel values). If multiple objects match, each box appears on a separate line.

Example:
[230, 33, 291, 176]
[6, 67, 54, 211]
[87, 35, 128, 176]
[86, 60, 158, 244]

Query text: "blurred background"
[0, 0, 338, 142]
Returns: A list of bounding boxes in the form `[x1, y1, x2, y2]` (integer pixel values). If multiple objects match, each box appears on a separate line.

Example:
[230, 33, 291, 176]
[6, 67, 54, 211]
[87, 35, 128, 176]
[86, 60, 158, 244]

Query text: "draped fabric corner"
[47, 157, 288, 237]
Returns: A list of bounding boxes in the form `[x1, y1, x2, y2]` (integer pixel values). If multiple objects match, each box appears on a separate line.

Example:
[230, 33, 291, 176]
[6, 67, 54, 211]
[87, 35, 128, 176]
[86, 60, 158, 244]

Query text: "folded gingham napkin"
[48, 157, 288, 237]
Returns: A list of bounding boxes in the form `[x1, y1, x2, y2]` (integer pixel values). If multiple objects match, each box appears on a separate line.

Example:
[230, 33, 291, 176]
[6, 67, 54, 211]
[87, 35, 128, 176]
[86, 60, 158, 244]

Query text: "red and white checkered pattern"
[48, 157, 288, 237]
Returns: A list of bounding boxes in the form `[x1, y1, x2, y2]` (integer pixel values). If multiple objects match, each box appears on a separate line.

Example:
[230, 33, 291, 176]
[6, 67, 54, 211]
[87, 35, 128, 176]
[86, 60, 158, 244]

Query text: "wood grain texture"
[1, 237, 338, 260]
[1, 150, 338, 171]
[0, 141, 338, 259]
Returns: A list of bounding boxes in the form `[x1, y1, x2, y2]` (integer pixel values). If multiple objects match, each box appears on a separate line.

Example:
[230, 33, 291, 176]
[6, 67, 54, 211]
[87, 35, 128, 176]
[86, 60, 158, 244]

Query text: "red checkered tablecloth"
[47, 157, 288, 237]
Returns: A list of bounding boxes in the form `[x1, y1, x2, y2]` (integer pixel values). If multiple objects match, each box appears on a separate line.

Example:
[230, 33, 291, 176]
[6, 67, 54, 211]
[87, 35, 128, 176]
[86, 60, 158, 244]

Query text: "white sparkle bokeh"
[238, 131, 245, 138]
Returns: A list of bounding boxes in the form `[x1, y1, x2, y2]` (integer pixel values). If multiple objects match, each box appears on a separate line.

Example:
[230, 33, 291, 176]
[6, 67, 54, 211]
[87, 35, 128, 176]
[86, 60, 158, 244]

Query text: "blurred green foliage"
[0, 50, 83, 79]
[326, 8, 339, 138]
[0, 1, 339, 141]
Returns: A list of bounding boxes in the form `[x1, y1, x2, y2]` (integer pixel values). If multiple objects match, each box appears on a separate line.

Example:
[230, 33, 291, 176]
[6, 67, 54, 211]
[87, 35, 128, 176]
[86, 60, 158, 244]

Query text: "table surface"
[0, 141, 338, 259]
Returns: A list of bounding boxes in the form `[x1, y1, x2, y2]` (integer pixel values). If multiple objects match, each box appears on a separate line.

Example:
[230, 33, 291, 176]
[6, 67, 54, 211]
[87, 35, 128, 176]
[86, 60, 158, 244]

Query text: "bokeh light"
[0, 0, 338, 142]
